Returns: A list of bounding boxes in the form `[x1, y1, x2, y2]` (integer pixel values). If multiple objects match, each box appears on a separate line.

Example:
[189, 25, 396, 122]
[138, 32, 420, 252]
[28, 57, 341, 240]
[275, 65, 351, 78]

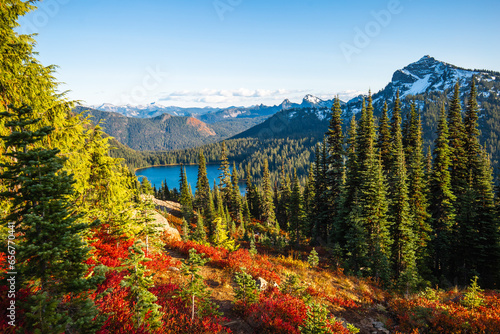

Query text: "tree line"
[169, 82, 500, 290]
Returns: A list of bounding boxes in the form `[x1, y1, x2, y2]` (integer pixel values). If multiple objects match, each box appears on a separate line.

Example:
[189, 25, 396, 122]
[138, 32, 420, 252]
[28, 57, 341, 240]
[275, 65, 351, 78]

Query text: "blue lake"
[135, 164, 246, 194]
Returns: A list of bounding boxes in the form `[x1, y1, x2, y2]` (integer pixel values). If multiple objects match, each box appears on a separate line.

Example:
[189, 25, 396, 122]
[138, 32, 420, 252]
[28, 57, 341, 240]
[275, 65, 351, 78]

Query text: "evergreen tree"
[218, 141, 233, 206]
[179, 165, 193, 220]
[458, 78, 500, 287]
[231, 162, 242, 215]
[336, 116, 359, 252]
[289, 169, 305, 246]
[388, 94, 418, 290]
[193, 214, 207, 242]
[242, 197, 251, 226]
[313, 140, 329, 243]
[448, 81, 468, 199]
[182, 217, 190, 241]
[178, 248, 212, 320]
[377, 101, 392, 173]
[205, 190, 216, 238]
[276, 163, 291, 231]
[429, 105, 456, 283]
[325, 97, 344, 243]
[0, 105, 102, 333]
[364, 94, 392, 280]
[140, 177, 154, 195]
[406, 103, 432, 277]
[261, 159, 277, 228]
[194, 151, 210, 214]
[121, 241, 162, 330]
[245, 164, 262, 219]
[303, 165, 316, 239]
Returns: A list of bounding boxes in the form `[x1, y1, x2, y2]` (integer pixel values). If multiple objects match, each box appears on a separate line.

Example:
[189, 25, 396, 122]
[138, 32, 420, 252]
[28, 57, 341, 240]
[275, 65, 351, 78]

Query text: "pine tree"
[231, 162, 242, 215]
[179, 165, 193, 220]
[313, 140, 329, 243]
[182, 217, 190, 241]
[0, 105, 102, 333]
[245, 164, 261, 219]
[336, 115, 359, 252]
[178, 248, 214, 320]
[347, 94, 392, 280]
[289, 169, 305, 246]
[405, 103, 431, 277]
[276, 163, 291, 231]
[261, 159, 277, 228]
[429, 105, 456, 283]
[194, 151, 211, 214]
[140, 177, 154, 195]
[193, 214, 207, 242]
[205, 190, 216, 237]
[121, 241, 163, 330]
[388, 93, 418, 290]
[448, 81, 468, 199]
[458, 78, 500, 287]
[218, 141, 233, 207]
[377, 101, 392, 173]
[325, 97, 344, 243]
[303, 165, 316, 240]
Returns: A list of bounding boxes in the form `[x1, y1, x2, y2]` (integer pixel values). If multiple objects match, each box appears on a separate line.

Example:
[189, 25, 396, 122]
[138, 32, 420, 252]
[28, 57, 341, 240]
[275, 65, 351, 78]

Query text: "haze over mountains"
[82, 56, 500, 169]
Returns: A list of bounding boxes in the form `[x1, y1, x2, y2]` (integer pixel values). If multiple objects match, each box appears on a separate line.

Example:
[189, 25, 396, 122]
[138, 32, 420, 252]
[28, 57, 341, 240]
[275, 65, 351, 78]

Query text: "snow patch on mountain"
[403, 74, 432, 97]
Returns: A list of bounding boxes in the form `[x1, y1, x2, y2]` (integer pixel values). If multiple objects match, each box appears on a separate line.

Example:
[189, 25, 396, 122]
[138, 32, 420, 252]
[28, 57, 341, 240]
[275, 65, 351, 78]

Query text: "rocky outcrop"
[150, 210, 181, 242]
[140, 195, 181, 242]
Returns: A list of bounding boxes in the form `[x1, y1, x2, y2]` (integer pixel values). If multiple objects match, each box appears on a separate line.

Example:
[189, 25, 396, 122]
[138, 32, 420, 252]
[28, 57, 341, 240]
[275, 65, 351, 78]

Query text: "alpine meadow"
[2, 1, 500, 333]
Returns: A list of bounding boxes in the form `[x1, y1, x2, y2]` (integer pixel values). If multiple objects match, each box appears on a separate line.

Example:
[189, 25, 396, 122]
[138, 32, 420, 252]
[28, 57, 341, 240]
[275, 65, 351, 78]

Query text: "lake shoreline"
[134, 162, 221, 173]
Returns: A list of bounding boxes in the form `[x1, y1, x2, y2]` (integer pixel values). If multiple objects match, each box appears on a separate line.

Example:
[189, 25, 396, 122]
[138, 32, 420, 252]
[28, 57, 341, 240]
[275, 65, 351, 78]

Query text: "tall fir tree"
[448, 81, 468, 200]
[231, 162, 242, 216]
[261, 159, 277, 228]
[377, 101, 392, 173]
[405, 103, 432, 277]
[336, 115, 359, 252]
[353, 94, 392, 281]
[429, 105, 456, 283]
[218, 141, 234, 207]
[313, 139, 329, 243]
[194, 151, 211, 214]
[245, 164, 261, 220]
[276, 163, 291, 231]
[0, 106, 102, 333]
[457, 78, 500, 287]
[179, 165, 193, 220]
[388, 94, 418, 290]
[289, 169, 305, 246]
[325, 97, 344, 243]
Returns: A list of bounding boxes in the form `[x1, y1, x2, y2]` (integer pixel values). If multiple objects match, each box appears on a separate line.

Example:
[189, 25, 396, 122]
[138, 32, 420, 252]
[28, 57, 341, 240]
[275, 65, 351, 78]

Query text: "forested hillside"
[78, 106, 268, 151]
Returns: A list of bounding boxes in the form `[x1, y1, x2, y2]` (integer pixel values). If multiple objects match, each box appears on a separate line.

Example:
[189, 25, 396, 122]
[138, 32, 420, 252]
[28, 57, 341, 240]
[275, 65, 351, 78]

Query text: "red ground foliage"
[172, 240, 282, 283]
[388, 291, 500, 333]
[238, 287, 350, 334]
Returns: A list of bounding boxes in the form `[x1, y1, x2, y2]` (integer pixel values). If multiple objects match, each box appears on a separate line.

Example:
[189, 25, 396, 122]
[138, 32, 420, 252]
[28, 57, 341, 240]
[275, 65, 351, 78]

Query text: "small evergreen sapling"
[179, 248, 220, 320]
[121, 241, 163, 329]
[308, 248, 319, 268]
[461, 276, 484, 309]
[233, 268, 258, 306]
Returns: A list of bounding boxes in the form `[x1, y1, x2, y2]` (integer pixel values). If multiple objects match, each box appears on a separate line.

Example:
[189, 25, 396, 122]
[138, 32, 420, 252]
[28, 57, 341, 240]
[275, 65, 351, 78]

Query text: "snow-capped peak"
[303, 94, 322, 104]
[390, 55, 478, 98]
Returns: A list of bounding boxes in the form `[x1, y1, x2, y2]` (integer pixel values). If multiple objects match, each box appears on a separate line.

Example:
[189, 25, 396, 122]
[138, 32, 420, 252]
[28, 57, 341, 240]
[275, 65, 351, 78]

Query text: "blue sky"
[19, 0, 500, 108]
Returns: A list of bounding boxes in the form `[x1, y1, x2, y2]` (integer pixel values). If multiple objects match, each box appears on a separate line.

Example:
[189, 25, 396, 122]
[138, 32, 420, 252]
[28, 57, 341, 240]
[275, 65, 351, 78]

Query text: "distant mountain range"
[86, 94, 338, 123]
[81, 56, 500, 171]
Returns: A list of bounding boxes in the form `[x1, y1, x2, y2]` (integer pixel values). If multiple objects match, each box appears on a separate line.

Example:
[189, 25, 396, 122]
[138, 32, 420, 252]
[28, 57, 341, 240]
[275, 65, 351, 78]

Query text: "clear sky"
[19, 0, 500, 108]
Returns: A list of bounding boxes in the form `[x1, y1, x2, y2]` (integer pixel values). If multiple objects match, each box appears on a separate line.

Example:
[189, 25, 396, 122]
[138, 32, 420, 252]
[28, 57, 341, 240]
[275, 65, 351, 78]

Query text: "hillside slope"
[76, 106, 266, 151]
